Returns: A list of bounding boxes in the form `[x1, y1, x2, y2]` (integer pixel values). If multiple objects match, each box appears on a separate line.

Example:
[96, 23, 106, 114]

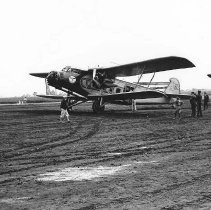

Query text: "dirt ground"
[0, 103, 210, 210]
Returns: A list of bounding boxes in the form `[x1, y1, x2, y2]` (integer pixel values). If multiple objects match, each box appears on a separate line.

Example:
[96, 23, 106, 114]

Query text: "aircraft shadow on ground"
[13, 109, 60, 115]
[69, 110, 165, 119]
[10, 109, 164, 118]
[3, 105, 176, 118]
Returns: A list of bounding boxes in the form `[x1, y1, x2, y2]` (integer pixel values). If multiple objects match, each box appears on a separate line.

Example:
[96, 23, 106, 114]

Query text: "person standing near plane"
[131, 99, 137, 112]
[174, 97, 183, 119]
[60, 98, 70, 123]
[190, 92, 197, 117]
[204, 92, 209, 110]
[196, 90, 203, 117]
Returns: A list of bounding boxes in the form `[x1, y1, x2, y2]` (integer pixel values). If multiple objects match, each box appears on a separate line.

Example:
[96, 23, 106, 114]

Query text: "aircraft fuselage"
[46, 69, 170, 106]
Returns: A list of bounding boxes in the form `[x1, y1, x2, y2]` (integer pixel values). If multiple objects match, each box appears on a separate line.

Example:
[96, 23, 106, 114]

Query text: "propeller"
[46, 71, 60, 87]
[93, 68, 97, 79]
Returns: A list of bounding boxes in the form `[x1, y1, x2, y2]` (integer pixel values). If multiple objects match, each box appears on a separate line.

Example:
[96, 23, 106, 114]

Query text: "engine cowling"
[46, 71, 61, 88]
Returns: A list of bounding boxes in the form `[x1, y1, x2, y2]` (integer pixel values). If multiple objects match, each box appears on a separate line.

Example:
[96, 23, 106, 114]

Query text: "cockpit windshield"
[62, 66, 72, 72]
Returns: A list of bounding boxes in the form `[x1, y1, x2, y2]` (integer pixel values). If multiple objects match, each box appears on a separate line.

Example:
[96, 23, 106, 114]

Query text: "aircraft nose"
[47, 71, 60, 87]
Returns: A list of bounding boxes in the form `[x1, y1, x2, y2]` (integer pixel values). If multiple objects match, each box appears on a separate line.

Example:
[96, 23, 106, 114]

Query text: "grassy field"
[0, 103, 210, 209]
[0, 97, 60, 104]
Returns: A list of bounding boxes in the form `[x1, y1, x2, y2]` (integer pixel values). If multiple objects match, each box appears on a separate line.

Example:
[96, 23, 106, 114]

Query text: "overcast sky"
[0, 0, 210, 97]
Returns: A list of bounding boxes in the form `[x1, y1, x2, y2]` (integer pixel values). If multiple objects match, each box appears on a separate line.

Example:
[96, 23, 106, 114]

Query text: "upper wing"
[93, 56, 195, 78]
[36, 94, 80, 100]
[36, 94, 64, 99]
[30, 73, 49, 78]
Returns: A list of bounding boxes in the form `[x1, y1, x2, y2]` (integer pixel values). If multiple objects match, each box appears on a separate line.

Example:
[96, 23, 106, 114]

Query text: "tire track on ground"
[0, 119, 103, 177]
[0, 120, 85, 159]
[93, 173, 211, 209]
[5, 126, 210, 166]
[161, 192, 211, 210]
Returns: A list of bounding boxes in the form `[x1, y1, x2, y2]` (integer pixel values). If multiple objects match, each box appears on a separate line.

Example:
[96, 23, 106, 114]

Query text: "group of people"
[174, 90, 209, 119]
[189, 91, 209, 117]
[59, 91, 209, 122]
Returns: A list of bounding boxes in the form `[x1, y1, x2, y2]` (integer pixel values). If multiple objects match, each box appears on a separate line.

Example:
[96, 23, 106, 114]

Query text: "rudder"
[165, 78, 180, 94]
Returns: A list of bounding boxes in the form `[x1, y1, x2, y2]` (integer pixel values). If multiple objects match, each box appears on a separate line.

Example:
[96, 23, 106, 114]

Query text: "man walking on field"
[173, 97, 183, 119]
[196, 90, 203, 117]
[60, 98, 70, 123]
[204, 92, 209, 110]
[190, 92, 197, 117]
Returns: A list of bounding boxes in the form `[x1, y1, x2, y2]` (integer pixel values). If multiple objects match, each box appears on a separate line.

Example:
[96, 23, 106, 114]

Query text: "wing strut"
[147, 72, 156, 88]
[58, 87, 87, 99]
[133, 66, 145, 91]
[131, 66, 145, 112]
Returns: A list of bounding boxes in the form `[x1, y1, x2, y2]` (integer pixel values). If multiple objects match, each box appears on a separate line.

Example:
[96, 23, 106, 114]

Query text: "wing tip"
[29, 73, 48, 78]
[170, 56, 196, 68]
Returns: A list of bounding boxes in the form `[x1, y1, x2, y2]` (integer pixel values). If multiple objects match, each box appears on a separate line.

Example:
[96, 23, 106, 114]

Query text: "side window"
[116, 88, 121, 93]
[124, 86, 134, 92]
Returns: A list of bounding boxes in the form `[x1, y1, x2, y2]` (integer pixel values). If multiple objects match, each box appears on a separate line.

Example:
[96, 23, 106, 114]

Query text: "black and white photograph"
[0, 0, 210, 209]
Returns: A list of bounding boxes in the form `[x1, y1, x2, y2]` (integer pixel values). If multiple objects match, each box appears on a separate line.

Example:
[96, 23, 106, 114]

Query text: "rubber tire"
[92, 101, 105, 113]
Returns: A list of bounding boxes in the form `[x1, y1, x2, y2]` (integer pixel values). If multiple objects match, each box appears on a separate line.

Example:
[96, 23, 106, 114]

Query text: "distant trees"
[21, 93, 31, 98]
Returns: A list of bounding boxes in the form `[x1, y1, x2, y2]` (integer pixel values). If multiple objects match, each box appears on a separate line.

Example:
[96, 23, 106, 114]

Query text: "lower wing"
[88, 91, 191, 101]
[36, 91, 191, 102]
[88, 91, 165, 101]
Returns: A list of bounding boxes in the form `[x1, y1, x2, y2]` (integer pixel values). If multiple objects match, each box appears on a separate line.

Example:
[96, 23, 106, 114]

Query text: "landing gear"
[92, 99, 105, 113]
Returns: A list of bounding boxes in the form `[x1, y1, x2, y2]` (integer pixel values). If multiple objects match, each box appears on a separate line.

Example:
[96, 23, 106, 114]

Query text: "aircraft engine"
[46, 71, 61, 88]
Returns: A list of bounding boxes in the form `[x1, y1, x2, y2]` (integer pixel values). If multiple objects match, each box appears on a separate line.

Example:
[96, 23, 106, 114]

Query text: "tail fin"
[165, 78, 180, 94]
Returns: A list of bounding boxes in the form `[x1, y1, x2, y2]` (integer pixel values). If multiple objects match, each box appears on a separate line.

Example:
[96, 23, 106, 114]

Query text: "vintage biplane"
[30, 56, 195, 113]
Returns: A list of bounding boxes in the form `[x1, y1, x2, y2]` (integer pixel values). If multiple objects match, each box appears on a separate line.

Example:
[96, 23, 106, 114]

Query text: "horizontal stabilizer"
[138, 82, 169, 85]
[166, 93, 191, 100]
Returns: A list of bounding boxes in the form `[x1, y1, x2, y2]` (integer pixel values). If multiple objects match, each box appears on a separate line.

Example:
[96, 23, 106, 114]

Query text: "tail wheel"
[92, 100, 105, 113]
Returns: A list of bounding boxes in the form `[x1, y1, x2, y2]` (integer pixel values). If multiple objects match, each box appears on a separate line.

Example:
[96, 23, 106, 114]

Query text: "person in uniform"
[60, 98, 70, 123]
[174, 97, 183, 119]
[189, 92, 197, 117]
[131, 99, 137, 112]
[196, 90, 203, 117]
[204, 92, 209, 110]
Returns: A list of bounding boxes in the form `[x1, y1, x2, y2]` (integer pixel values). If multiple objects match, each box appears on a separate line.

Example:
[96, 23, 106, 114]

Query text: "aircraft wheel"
[99, 105, 105, 112]
[92, 100, 105, 113]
